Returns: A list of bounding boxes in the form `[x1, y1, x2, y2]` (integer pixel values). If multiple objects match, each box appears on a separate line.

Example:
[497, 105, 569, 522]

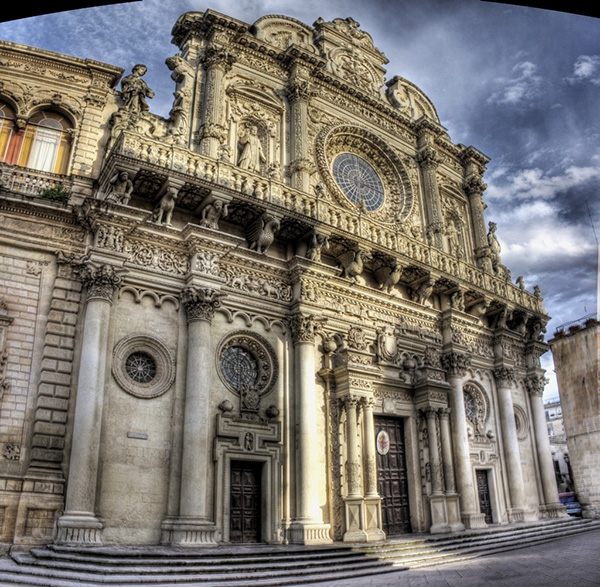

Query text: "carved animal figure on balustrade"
[153, 187, 177, 226]
[337, 249, 366, 283]
[374, 259, 402, 293]
[246, 212, 280, 254]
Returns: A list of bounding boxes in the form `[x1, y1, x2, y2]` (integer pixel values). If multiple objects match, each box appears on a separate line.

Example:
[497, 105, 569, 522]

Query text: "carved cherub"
[246, 212, 280, 254]
[153, 187, 177, 226]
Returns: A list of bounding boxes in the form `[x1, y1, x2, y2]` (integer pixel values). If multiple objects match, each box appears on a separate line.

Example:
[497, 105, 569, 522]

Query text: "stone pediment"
[251, 15, 316, 51]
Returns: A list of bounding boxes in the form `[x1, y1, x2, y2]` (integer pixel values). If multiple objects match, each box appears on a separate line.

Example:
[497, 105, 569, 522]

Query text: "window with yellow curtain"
[17, 111, 72, 175]
[0, 102, 16, 162]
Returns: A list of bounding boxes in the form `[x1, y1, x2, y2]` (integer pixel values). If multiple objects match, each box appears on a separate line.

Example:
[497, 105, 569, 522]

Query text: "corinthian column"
[362, 397, 379, 498]
[168, 286, 226, 546]
[494, 366, 530, 522]
[287, 313, 332, 544]
[442, 352, 487, 529]
[56, 263, 125, 545]
[199, 46, 234, 158]
[526, 374, 565, 517]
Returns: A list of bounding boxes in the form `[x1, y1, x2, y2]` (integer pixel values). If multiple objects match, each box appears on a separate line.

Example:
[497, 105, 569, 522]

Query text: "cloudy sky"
[1, 1, 598, 400]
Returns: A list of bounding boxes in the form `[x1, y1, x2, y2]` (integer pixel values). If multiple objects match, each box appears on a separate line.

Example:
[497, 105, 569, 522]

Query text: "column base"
[507, 508, 538, 523]
[445, 494, 465, 532]
[287, 521, 332, 545]
[538, 502, 569, 519]
[161, 517, 218, 546]
[342, 497, 385, 542]
[461, 512, 488, 529]
[429, 494, 451, 534]
[55, 512, 103, 546]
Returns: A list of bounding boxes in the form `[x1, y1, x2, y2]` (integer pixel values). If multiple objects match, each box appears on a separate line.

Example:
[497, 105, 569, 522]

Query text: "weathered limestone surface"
[0, 10, 559, 549]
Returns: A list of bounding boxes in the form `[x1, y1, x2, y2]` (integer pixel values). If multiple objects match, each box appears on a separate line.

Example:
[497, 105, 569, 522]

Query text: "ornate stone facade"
[0, 10, 564, 549]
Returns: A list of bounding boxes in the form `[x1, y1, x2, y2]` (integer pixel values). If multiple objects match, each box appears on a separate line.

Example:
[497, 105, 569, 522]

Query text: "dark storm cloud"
[0, 0, 598, 400]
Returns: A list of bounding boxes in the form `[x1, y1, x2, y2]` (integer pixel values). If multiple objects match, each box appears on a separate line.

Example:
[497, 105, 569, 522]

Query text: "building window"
[0, 104, 72, 175]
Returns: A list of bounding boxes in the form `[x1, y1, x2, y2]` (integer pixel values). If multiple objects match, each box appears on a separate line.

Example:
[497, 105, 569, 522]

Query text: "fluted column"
[199, 46, 234, 158]
[288, 313, 332, 544]
[494, 366, 529, 521]
[438, 406, 464, 532]
[345, 395, 363, 499]
[425, 408, 443, 495]
[56, 263, 124, 545]
[362, 397, 379, 498]
[526, 374, 565, 516]
[439, 408, 456, 494]
[169, 286, 226, 546]
[442, 352, 487, 529]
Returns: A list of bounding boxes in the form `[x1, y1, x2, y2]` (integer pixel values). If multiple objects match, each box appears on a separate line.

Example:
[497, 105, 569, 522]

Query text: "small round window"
[221, 346, 259, 390]
[125, 351, 157, 384]
[112, 334, 175, 399]
[332, 153, 384, 212]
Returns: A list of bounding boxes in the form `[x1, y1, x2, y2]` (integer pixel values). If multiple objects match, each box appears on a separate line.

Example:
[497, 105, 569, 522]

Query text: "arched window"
[0, 102, 16, 162]
[17, 111, 72, 175]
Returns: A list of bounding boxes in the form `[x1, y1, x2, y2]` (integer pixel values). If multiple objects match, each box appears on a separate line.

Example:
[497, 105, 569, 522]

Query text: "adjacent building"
[0, 10, 565, 549]
[550, 316, 600, 517]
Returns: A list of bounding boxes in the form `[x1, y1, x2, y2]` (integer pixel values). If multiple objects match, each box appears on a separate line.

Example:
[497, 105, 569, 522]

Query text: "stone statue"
[487, 221, 502, 272]
[105, 170, 134, 205]
[200, 199, 229, 230]
[516, 275, 525, 290]
[246, 212, 280, 254]
[153, 187, 177, 226]
[306, 231, 329, 262]
[121, 64, 154, 113]
[237, 126, 266, 172]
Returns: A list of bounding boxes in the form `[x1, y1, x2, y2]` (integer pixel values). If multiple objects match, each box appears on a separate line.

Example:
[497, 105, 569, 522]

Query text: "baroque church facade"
[0, 10, 564, 549]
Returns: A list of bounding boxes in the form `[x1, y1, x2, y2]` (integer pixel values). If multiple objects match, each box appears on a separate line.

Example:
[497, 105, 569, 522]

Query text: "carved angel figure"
[246, 212, 280, 254]
[374, 259, 402, 293]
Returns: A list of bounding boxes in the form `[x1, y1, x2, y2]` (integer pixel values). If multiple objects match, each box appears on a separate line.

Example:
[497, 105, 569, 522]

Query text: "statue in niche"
[487, 221, 502, 273]
[120, 64, 154, 113]
[306, 231, 329, 262]
[152, 187, 177, 226]
[237, 126, 266, 172]
[105, 170, 134, 205]
[200, 199, 229, 230]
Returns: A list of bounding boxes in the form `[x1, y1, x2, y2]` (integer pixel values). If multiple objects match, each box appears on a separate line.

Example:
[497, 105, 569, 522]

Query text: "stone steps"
[1, 518, 599, 586]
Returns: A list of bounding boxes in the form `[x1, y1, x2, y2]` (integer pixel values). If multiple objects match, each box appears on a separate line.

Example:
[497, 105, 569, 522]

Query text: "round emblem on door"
[376, 430, 390, 455]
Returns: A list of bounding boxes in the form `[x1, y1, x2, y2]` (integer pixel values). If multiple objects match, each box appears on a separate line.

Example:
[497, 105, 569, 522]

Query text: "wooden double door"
[230, 461, 262, 543]
[375, 416, 412, 535]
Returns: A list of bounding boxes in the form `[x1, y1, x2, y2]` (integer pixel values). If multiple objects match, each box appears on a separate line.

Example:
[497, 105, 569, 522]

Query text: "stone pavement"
[302, 527, 600, 587]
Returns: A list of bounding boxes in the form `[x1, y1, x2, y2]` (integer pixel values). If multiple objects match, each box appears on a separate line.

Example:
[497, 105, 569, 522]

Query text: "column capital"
[462, 175, 487, 198]
[524, 374, 548, 397]
[493, 366, 515, 386]
[439, 407, 452, 420]
[285, 79, 315, 103]
[200, 45, 236, 72]
[287, 313, 323, 344]
[78, 262, 126, 303]
[181, 286, 226, 323]
[441, 351, 471, 378]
